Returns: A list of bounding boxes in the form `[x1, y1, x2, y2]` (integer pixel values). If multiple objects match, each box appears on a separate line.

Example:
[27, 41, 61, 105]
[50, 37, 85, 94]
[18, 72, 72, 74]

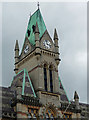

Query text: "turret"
[74, 91, 79, 109]
[35, 22, 40, 47]
[14, 40, 19, 74]
[54, 28, 60, 65]
[54, 28, 58, 53]
[16, 78, 22, 99]
[35, 22, 41, 60]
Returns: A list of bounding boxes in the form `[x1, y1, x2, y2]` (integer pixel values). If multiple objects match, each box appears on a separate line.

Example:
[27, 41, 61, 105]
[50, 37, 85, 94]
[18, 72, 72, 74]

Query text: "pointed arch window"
[44, 64, 47, 91]
[49, 65, 53, 92]
[46, 108, 55, 119]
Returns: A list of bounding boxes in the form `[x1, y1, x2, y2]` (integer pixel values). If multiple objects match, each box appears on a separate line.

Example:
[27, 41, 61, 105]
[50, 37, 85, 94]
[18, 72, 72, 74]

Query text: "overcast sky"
[1, 2, 87, 103]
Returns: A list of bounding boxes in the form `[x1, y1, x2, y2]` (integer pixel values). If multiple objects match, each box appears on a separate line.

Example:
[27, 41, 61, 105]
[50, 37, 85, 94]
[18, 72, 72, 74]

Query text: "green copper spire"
[25, 8, 46, 45]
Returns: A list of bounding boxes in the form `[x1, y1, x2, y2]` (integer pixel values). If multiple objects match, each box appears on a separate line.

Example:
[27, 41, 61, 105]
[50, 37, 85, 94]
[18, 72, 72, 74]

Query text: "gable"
[11, 69, 36, 97]
[19, 37, 33, 59]
[40, 30, 55, 52]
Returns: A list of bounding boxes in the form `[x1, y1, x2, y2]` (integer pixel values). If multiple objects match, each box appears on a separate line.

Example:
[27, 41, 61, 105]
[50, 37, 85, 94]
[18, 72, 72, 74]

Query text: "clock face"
[24, 45, 29, 54]
[43, 40, 51, 49]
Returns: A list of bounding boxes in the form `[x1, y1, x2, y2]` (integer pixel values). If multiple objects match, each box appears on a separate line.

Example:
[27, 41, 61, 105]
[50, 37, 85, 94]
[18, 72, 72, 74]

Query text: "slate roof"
[0, 85, 41, 118]
[0, 86, 16, 118]
[0, 69, 38, 118]
[0, 67, 41, 118]
[79, 102, 89, 107]
[11, 68, 36, 97]
[11, 69, 69, 103]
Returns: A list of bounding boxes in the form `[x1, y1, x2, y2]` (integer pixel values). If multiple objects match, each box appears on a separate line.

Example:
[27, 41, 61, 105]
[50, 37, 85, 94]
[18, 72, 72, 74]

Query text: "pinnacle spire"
[74, 91, 79, 100]
[35, 22, 39, 33]
[15, 40, 19, 51]
[54, 28, 58, 40]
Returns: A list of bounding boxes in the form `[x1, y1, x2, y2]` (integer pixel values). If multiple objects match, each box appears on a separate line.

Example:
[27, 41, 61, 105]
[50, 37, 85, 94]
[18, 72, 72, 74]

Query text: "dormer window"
[32, 25, 36, 32]
[27, 29, 30, 37]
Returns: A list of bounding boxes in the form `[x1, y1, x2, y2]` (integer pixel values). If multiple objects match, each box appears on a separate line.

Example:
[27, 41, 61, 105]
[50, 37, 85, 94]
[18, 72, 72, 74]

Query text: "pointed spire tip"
[15, 40, 19, 50]
[54, 28, 58, 40]
[74, 91, 79, 100]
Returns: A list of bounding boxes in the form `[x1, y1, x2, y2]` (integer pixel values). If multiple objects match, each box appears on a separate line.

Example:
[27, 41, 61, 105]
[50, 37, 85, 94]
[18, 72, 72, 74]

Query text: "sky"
[1, 2, 87, 103]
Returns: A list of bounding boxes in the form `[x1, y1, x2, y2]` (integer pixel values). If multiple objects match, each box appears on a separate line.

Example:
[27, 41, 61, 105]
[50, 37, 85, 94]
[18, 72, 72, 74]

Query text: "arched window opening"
[49, 65, 53, 92]
[32, 25, 36, 32]
[44, 64, 47, 91]
[46, 108, 55, 119]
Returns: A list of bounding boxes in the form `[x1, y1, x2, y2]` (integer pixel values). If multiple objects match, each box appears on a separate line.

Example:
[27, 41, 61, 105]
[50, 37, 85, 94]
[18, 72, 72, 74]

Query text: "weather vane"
[37, 2, 40, 9]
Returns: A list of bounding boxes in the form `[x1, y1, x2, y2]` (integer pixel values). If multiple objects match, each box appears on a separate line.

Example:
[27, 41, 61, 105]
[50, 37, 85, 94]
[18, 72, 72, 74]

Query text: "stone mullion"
[46, 65, 50, 92]
[52, 68, 55, 92]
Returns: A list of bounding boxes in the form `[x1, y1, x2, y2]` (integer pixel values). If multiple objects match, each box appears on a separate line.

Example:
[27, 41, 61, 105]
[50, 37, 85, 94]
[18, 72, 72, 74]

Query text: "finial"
[37, 2, 40, 9]
[74, 91, 79, 100]
[15, 40, 19, 51]
[54, 28, 58, 40]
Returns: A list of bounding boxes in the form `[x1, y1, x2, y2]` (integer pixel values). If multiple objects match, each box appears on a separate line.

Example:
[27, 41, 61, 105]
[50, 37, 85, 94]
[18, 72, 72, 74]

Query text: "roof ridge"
[79, 102, 89, 105]
[31, 8, 40, 18]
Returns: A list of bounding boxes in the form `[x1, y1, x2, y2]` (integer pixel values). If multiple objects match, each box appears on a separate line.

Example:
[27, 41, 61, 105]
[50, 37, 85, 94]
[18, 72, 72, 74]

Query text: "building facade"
[0, 5, 89, 119]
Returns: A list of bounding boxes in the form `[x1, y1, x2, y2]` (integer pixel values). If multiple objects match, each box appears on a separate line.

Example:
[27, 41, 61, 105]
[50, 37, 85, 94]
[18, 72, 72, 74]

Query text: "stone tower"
[14, 7, 61, 107]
